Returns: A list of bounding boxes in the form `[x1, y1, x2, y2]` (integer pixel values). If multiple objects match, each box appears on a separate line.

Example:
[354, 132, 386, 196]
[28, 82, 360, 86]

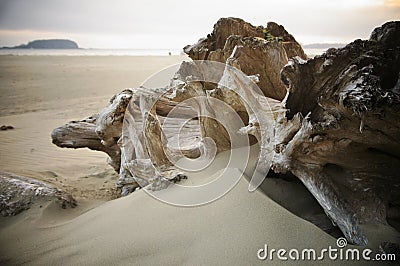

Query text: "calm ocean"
[0, 48, 184, 56]
[0, 48, 327, 57]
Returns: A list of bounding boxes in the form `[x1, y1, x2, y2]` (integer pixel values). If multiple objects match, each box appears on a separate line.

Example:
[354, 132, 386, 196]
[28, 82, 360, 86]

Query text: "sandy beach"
[0, 55, 396, 265]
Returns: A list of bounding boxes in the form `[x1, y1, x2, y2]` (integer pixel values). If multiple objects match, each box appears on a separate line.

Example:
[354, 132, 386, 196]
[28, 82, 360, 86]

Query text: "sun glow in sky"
[0, 0, 398, 49]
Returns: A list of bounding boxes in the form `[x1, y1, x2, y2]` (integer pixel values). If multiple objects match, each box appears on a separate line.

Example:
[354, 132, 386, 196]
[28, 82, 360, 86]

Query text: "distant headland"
[1, 39, 79, 49]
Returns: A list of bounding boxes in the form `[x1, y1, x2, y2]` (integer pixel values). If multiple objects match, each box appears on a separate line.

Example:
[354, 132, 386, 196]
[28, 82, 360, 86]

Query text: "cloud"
[385, 0, 400, 6]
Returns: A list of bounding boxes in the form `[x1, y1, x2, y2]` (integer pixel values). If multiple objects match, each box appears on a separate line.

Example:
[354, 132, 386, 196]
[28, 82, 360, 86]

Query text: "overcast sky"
[0, 0, 399, 49]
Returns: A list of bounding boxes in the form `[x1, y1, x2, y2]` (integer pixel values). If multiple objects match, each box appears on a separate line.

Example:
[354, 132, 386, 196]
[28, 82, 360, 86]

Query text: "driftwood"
[51, 114, 121, 172]
[273, 21, 400, 245]
[0, 172, 76, 216]
[184, 18, 307, 100]
[51, 18, 400, 246]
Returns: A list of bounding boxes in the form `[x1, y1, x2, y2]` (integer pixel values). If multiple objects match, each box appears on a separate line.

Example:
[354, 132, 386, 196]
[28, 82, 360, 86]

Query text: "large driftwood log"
[271, 21, 400, 245]
[51, 18, 400, 246]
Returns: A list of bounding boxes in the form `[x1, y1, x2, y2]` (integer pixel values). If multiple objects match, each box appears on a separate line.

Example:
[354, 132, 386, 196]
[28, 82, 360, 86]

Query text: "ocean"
[0, 48, 184, 56]
[0, 48, 327, 57]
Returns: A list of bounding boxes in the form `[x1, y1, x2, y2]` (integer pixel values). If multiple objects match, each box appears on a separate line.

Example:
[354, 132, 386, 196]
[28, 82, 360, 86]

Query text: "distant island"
[1, 39, 79, 49]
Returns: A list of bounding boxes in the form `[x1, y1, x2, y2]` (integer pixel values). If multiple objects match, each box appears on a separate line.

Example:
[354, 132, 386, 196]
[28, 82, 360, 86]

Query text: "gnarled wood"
[184, 17, 306, 101]
[51, 115, 121, 172]
[272, 21, 400, 245]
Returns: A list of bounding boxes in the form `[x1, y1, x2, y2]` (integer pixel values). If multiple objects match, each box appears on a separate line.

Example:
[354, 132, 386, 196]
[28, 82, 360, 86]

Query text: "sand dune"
[0, 166, 374, 265]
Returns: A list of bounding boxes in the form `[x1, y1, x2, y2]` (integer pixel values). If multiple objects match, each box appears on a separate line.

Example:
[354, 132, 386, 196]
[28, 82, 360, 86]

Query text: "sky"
[0, 0, 399, 49]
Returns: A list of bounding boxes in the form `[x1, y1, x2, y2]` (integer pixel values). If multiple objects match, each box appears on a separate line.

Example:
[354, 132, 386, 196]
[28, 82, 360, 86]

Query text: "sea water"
[0, 48, 327, 57]
[0, 48, 184, 56]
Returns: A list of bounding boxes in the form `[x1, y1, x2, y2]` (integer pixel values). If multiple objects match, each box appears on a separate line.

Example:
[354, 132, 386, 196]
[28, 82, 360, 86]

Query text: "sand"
[1, 146, 386, 265]
[0, 145, 367, 265]
[0, 55, 392, 265]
